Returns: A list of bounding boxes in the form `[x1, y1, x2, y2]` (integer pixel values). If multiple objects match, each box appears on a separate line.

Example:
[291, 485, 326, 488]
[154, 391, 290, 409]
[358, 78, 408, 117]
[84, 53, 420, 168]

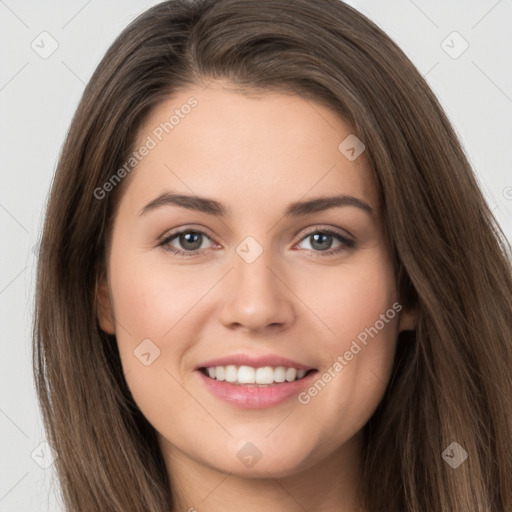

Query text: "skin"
[97, 81, 416, 511]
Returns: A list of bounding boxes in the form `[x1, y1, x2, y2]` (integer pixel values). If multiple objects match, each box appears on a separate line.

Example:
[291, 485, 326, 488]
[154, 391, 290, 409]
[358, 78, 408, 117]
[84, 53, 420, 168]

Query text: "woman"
[33, 0, 512, 510]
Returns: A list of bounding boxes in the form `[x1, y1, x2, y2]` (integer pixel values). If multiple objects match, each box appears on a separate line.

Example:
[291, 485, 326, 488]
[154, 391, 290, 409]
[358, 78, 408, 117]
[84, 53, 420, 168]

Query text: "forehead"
[123, 82, 378, 216]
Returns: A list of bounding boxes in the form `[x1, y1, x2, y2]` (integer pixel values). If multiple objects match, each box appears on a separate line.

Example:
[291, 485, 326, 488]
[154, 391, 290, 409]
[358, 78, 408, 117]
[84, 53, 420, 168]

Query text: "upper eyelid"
[299, 224, 353, 240]
[159, 224, 216, 243]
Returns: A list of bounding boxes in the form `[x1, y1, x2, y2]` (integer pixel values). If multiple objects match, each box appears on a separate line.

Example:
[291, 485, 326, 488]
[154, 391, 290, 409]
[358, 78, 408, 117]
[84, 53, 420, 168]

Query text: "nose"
[218, 244, 295, 334]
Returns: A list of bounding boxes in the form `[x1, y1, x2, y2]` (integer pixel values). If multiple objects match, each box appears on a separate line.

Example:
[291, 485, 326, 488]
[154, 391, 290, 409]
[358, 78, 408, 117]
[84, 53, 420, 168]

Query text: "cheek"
[107, 253, 204, 430]
[109, 249, 212, 342]
[107, 246, 204, 394]
[300, 250, 398, 350]
[295, 250, 400, 425]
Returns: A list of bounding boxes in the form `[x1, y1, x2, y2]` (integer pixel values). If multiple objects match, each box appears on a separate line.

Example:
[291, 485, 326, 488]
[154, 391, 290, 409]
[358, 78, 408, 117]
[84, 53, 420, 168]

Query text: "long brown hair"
[32, 0, 512, 510]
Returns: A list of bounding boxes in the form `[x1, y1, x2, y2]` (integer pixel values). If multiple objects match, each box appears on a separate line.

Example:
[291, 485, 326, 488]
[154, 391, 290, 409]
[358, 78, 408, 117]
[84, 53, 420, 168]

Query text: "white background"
[1, 0, 511, 510]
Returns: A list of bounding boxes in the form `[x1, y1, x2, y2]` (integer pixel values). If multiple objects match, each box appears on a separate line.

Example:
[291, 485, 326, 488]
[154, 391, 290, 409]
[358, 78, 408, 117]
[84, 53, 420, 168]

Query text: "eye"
[158, 225, 355, 257]
[158, 227, 216, 256]
[294, 227, 355, 257]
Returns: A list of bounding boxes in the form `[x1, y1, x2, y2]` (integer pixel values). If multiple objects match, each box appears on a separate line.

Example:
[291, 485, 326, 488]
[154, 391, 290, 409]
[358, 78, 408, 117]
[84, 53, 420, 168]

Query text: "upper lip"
[195, 354, 315, 371]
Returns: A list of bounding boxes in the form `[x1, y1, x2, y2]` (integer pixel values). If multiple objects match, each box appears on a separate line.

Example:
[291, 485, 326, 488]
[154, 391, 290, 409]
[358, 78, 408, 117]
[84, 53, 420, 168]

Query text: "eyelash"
[157, 225, 355, 258]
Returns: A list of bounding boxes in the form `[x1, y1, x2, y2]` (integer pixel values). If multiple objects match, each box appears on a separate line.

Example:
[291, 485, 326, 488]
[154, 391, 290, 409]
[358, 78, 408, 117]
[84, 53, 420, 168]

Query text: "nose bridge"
[233, 234, 281, 301]
[235, 237, 276, 290]
[219, 234, 294, 331]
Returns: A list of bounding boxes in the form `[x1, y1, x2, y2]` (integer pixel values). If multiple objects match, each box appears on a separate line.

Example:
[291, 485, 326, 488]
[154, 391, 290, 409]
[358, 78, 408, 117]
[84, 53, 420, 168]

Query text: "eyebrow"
[138, 191, 375, 218]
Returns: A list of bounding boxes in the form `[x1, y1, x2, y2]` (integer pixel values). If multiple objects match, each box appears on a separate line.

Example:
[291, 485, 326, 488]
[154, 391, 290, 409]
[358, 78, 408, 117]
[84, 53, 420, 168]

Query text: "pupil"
[181, 232, 202, 250]
[311, 233, 332, 251]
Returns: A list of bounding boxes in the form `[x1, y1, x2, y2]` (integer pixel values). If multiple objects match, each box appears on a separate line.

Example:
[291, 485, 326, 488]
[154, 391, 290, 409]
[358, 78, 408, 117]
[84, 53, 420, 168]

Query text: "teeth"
[274, 366, 286, 383]
[225, 365, 238, 383]
[286, 368, 297, 382]
[203, 365, 310, 385]
[255, 366, 274, 384]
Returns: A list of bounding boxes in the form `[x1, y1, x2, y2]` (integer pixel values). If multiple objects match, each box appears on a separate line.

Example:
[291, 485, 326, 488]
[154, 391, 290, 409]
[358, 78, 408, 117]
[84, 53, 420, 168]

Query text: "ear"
[398, 307, 417, 332]
[95, 276, 115, 335]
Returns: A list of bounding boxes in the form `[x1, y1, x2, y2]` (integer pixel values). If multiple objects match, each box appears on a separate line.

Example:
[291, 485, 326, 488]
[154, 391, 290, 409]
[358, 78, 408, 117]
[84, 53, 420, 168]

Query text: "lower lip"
[196, 369, 318, 409]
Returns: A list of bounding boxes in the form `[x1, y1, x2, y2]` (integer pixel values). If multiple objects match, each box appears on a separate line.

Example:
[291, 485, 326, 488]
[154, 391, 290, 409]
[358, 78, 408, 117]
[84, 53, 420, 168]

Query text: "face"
[97, 81, 415, 482]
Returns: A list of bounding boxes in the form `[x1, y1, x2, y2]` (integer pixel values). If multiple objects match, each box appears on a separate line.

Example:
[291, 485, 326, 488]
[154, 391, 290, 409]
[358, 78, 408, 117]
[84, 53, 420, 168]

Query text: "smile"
[196, 366, 319, 409]
[200, 365, 313, 385]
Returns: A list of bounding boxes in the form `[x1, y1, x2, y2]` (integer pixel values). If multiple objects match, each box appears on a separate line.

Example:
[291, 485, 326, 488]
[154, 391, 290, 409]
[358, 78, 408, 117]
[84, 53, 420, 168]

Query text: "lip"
[195, 367, 319, 409]
[194, 353, 314, 371]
